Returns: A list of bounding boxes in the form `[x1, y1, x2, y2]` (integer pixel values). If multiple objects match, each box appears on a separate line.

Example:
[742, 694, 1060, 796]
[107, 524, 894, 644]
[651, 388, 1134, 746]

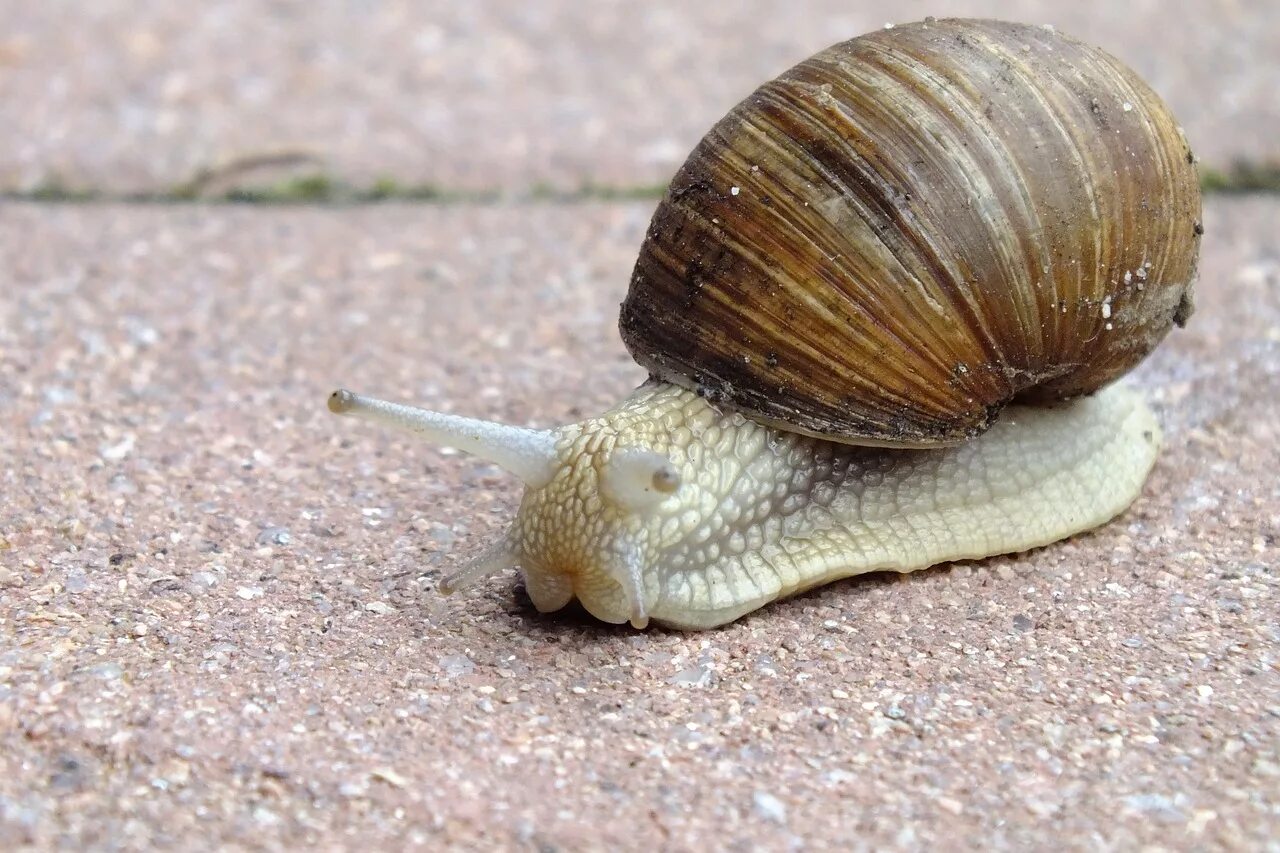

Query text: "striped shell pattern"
[619, 18, 1201, 446]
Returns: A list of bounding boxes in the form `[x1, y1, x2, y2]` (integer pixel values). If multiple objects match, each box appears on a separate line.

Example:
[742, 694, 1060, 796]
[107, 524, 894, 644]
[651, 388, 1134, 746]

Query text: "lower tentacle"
[440, 534, 520, 594]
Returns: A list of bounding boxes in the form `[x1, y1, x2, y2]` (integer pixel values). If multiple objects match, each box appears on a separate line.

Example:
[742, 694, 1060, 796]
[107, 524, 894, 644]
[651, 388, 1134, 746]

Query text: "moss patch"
[1199, 161, 1280, 194]
[4, 163, 1276, 205]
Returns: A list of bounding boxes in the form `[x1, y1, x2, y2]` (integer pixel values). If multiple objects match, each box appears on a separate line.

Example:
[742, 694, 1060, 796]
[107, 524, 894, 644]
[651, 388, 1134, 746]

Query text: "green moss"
[525, 181, 561, 202]
[576, 181, 668, 201]
[13, 179, 99, 203]
[222, 173, 339, 204]
[1199, 161, 1280, 194]
[283, 174, 337, 202]
[364, 176, 404, 201]
[210, 175, 500, 205]
[363, 181, 498, 204]
[523, 181, 667, 203]
[5, 162, 1277, 205]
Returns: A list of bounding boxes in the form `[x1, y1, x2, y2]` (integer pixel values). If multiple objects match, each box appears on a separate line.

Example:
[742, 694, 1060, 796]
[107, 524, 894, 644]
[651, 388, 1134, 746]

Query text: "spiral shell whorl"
[620, 18, 1201, 446]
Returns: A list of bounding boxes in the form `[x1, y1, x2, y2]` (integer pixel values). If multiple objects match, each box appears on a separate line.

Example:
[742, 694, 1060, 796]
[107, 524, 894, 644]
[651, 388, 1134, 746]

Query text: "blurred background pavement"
[1, 0, 1277, 193]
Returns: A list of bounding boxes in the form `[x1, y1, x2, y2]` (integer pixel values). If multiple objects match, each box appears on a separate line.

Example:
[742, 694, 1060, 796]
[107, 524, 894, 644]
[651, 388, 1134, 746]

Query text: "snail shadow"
[502, 579, 641, 640]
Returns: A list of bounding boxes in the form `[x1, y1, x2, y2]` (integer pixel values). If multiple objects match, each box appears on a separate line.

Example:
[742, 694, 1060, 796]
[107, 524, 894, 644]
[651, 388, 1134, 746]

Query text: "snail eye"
[651, 466, 681, 494]
[602, 448, 681, 511]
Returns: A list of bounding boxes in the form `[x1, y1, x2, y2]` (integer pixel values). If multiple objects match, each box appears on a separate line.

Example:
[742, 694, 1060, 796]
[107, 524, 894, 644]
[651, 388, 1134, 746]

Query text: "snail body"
[328, 19, 1199, 629]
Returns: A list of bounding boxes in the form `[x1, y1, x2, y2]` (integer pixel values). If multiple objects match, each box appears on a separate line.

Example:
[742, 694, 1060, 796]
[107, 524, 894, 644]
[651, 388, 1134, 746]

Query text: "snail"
[327, 18, 1200, 630]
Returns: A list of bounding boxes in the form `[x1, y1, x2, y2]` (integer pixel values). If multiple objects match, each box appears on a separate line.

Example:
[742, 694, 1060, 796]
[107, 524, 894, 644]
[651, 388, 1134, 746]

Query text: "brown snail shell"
[619, 18, 1201, 446]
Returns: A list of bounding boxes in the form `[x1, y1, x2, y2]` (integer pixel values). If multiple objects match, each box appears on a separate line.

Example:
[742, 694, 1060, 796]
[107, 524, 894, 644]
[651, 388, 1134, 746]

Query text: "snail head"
[327, 385, 714, 629]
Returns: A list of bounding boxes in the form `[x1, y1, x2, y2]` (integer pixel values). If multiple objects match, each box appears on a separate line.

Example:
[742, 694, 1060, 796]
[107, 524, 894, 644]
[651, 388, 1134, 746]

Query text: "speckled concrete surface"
[2, 1, 1277, 192]
[1, 198, 1278, 850]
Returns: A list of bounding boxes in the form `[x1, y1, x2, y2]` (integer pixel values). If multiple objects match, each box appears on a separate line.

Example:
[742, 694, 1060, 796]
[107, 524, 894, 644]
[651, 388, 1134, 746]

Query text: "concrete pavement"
[1, 198, 1277, 849]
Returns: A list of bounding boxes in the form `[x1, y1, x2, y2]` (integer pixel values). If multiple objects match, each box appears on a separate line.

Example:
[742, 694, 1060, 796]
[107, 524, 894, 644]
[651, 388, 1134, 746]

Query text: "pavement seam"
[2, 161, 1277, 206]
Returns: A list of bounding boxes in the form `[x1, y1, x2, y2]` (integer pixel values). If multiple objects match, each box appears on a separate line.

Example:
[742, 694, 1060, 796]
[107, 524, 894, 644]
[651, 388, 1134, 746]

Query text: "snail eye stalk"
[328, 388, 558, 488]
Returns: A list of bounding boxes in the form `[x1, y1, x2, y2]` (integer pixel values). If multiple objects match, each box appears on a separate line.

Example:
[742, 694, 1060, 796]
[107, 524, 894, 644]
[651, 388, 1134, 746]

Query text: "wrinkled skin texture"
[504, 380, 1159, 629]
